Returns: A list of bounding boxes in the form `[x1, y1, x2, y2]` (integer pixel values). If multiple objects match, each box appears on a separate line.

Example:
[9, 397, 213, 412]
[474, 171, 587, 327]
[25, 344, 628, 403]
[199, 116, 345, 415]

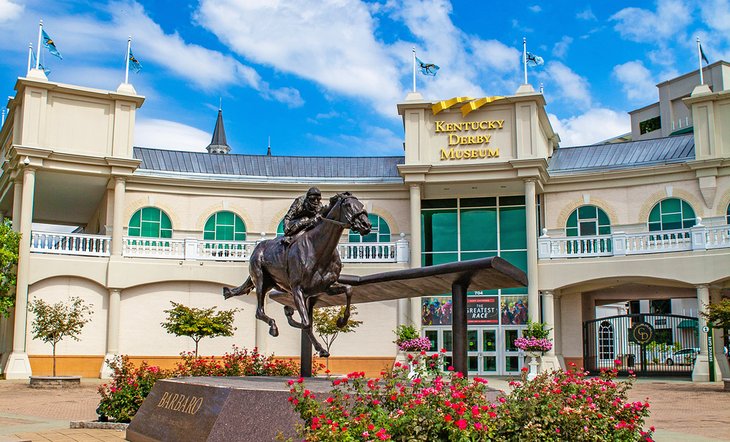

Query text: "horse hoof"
[336, 317, 348, 328]
[319, 350, 330, 358]
[284, 306, 294, 317]
[269, 326, 279, 337]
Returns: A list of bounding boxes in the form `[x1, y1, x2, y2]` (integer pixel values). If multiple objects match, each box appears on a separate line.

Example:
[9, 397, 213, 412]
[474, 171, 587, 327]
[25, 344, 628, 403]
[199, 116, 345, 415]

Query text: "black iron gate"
[583, 314, 699, 377]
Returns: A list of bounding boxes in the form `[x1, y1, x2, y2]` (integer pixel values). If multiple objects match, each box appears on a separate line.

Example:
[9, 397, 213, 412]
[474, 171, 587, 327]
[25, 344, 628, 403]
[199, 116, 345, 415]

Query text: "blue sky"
[0, 0, 727, 156]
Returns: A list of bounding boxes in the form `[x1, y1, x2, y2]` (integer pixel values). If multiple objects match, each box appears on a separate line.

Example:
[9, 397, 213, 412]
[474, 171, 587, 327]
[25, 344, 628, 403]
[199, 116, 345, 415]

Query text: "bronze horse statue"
[223, 192, 372, 357]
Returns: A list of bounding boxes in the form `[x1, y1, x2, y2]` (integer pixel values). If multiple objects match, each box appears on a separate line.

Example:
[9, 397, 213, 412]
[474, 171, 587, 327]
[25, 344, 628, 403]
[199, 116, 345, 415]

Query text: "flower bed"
[513, 336, 553, 353]
[288, 359, 654, 441]
[97, 346, 309, 423]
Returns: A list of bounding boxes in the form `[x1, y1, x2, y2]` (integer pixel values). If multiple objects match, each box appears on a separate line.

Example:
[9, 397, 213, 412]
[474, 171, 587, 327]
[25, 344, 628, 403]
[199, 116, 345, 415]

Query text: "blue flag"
[30, 50, 51, 76]
[129, 49, 142, 73]
[526, 52, 544, 66]
[416, 56, 439, 76]
[42, 29, 62, 60]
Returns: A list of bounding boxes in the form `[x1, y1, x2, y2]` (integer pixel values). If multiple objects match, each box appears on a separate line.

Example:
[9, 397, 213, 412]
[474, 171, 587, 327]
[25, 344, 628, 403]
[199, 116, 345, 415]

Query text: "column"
[692, 284, 711, 382]
[710, 289, 730, 379]
[111, 177, 126, 256]
[11, 178, 22, 230]
[407, 184, 422, 329]
[101, 288, 121, 378]
[3, 167, 36, 378]
[540, 290, 561, 371]
[524, 179, 539, 322]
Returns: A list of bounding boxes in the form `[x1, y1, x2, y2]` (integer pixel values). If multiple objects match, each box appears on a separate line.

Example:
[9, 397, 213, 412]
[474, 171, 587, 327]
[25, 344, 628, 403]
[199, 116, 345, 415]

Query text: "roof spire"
[206, 107, 230, 154]
[267, 136, 271, 156]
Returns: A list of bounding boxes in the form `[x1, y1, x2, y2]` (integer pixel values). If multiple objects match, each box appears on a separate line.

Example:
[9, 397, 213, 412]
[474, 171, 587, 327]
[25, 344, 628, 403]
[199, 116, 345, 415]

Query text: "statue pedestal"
[126, 376, 332, 442]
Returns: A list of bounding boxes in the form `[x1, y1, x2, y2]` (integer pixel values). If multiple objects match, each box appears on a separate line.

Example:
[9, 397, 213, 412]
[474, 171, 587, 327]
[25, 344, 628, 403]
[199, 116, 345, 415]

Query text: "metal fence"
[583, 314, 700, 377]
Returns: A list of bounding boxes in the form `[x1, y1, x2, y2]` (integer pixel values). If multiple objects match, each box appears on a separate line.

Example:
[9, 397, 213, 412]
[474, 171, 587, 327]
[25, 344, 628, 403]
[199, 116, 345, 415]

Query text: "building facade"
[1, 66, 729, 381]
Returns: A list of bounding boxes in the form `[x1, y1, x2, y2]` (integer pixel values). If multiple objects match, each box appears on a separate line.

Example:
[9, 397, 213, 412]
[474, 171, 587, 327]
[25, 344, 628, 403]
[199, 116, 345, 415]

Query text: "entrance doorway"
[424, 326, 525, 375]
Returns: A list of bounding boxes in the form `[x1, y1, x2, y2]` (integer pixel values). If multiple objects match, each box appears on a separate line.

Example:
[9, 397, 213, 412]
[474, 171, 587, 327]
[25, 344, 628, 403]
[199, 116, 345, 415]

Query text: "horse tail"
[223, 276, 255, 299]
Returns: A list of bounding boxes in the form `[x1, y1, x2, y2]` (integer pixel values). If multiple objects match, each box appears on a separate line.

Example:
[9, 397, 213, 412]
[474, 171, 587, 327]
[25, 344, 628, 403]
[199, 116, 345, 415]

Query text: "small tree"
[313, 305, 362, 369]
[29, 296, 93, 376]
[161, 302, 238, 357]
[703, 299, 730, 331]
[0, 220, 20, 317]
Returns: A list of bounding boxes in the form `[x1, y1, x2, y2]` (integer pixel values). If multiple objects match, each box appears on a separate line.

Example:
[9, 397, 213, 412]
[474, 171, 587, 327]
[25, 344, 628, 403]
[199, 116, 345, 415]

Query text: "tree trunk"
[194, 339, 199, 358]
[52, 343, 57, 377]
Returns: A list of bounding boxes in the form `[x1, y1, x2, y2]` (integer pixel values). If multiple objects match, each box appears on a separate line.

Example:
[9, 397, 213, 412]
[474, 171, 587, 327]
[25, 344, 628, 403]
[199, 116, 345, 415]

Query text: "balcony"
[538, 222, 730, 259]
[30, 231, 410, 264]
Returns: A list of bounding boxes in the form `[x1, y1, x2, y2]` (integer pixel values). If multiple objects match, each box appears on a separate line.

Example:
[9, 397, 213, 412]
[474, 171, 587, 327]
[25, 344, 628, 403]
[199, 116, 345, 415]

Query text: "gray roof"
[548, 134, 695, 175]
[133, 147, 405, 180]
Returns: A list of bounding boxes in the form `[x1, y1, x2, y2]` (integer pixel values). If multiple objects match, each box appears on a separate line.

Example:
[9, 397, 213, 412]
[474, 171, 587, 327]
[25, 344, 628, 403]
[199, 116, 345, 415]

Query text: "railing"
[539, 221, 730, 259]
[30, 231, 409, 263]
[31, 231, 111, 257]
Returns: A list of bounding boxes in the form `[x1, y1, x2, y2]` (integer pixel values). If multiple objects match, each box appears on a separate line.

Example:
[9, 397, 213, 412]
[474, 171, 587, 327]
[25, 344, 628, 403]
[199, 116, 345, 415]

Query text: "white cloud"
[307, 124, 404, 155]
[543, 62, 592, 109]
[470, 39, 521, 73]
[612, 61, 657, 103]
[528, 5, 542, 13]
[0, 0, 22, 24]
[549, 109, 630, 146]
[699, 0, 730, 32]
[610, 0, 692, 44]
[135, 119, 210, 152]
[552, 36, 573, 59]
[576, 7, 597, 21]
[195, 0, 401, 114]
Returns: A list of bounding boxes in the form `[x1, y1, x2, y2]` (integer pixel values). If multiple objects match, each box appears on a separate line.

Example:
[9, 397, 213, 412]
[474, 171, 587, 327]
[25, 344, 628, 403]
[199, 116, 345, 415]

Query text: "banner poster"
[466, 297, 499, 324]
[501, 295, 529, 325]
[422, 297, 453, 325]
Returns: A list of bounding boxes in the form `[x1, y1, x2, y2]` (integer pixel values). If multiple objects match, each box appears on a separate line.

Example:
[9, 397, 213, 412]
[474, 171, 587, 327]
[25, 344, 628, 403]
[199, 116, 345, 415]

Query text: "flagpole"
[523, 37, 528, 85]
[696, 37, 704, 85]
[412, 47, 416, 93]
[125, 36, 131, 84]
[36, 20, 43, 70]
[27, 43, 33, 75]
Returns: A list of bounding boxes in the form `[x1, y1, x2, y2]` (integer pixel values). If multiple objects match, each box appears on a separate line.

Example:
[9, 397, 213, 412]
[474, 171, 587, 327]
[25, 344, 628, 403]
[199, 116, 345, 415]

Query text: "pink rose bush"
[288, 355, 654, 441]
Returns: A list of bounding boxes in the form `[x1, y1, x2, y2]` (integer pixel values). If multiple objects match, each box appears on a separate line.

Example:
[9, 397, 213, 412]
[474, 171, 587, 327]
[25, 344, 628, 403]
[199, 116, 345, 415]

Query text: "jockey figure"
[282, 187, 329, 245]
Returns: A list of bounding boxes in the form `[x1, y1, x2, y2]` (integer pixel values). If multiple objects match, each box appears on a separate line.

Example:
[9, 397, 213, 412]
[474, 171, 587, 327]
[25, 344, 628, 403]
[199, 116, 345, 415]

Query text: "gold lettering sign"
[435, 119, 504, 161]
[157, 391, 204, 415]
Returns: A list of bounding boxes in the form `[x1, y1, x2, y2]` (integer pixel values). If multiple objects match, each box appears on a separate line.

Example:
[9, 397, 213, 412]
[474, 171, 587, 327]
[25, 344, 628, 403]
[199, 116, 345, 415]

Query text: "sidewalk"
[0, 377, 728, 441]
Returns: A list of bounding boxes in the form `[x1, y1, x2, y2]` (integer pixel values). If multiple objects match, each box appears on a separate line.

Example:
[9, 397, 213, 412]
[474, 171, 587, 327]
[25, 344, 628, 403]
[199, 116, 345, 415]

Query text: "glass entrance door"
[423, 326, 524, 375]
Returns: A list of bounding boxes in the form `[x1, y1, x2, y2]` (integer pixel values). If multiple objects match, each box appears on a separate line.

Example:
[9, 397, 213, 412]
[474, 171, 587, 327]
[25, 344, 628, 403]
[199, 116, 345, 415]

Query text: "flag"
[415, 56, 439, 76]
[526, 52, 544, 66]
[699, 44, 709, 65]
[41, 29, 62, 59]
[129, 49, 142, 73]
[30, 50, 51, 76]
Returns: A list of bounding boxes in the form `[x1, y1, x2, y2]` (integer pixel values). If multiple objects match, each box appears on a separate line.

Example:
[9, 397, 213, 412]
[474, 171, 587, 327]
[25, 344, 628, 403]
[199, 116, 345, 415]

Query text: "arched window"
[277, 219, 285, 237]
[128, 207, 172, 238]
[566, 205, 611, 236]
[598, 321, 615, 360]
[349, 214, 391, 243]
[648, 198, 695, 231]
[204, 211, 246, 241]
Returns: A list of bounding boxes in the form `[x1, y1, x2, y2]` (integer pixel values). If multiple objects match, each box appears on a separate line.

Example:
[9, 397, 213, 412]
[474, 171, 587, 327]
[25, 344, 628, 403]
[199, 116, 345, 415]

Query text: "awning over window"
[677, 319, 698, 329]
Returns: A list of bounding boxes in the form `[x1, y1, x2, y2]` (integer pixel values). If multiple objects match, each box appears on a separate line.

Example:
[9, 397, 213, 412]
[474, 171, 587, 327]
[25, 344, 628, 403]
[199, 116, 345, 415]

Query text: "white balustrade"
[123, 237, 185, 259]
[339, 242, 399, 263]
[538, 224, 730, 259]
[196, 240, 257, 261]
[30, 231, 111, 257]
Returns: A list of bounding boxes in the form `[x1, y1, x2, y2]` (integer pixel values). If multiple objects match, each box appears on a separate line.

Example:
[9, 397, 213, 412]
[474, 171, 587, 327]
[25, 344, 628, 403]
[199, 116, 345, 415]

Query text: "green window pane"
[217, 225, 234, 241]
[662, 198, 681, 213]
[129, 211, 141, 228]
[681, 201, 695, 220]
[234, 232, 246, 241]
[566, 226, 578, 237]
[277, 219, 285, 236]
[142, 208, 159, 222]
[501, 251, 527, 294]
[499, 207, 526, 249]
[461, 251, 497, 261]
[648, 206, 661, 223]
[648, 221, 661, 232]
[578, 205, 596, 219]
[160, 214, 172, 230]
[422, 210, 457, 252]
[160, 228, 172, 239]
[580, 221, 597, 236]
[234, 217, 245, 231]
[598, 226, 611, 235]
[422, 252, 458, 266]
[203, 230, 215, 240]
[598, 210, 610, 226]
[218, 211, 234, 225]
[461, 208, 497, 251]
[204, 217, 215, 232]
[567, 211, 577, 228]
[141, 221, 159, 237]
[128, 226, 140, 236]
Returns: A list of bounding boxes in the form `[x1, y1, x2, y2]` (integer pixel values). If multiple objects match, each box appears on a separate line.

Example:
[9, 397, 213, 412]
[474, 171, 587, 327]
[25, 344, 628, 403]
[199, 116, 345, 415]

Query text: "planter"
[29, 376, 81, 389]
[526, 352, 542, 381]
